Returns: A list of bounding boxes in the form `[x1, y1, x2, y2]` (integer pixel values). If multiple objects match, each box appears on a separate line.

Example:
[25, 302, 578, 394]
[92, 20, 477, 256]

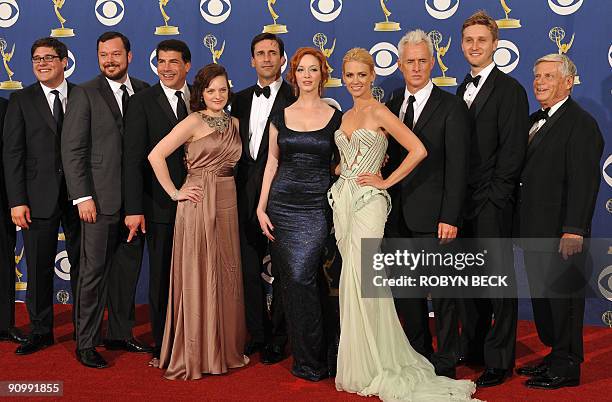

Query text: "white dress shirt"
[106, 74, 134, 116]
[249, 77, 282, 159]
[39, 79, 68, 115]
[529, 96, 569, 136]
[160, 81, 191, 118]
[399, 80, 434, 128]
[462, 61, 496, 108]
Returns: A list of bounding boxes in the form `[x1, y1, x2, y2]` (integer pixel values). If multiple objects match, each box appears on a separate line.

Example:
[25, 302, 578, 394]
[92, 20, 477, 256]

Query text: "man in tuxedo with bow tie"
[456, 11, 529, 387]
[384, 29, 470, 379]
[514, 54, 603, 390]
[3, 37, 80, 356]
[61, 32, 149, 368]
[231, 33, 295, 363]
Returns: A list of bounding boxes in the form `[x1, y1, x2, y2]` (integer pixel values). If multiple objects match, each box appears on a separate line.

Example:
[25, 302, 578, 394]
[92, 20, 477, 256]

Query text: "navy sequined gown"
[267, 108, 342, 380]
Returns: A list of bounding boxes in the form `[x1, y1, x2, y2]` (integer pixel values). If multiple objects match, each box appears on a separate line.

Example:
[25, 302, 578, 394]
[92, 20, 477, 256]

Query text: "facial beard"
[102, 64, 128, 81]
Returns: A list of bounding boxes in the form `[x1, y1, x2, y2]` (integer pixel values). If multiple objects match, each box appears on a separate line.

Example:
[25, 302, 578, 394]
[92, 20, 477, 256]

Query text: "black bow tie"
[462, 74, 481, 88]
[254, 85, 271, 98]
[532, 108, 551, 122]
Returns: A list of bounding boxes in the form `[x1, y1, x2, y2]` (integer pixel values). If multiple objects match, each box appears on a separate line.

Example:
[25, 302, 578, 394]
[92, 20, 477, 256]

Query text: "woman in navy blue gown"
[257, 47, 341, 381]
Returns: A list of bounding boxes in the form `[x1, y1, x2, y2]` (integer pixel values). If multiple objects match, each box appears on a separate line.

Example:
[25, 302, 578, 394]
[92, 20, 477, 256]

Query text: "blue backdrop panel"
[4, 0, 611, 325]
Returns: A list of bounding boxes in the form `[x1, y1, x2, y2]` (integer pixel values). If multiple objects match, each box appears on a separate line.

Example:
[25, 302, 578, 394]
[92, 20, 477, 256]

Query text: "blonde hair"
[533, 53, 577, 78]
[342, 47, 375, 74]
[398, 29, 434, 59]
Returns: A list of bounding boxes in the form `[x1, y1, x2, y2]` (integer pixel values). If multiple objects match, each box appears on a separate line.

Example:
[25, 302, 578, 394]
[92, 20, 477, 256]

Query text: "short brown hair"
[190, 63, 232, 112]
[286, 47, 329, 97]
[462, 10, 499, 41]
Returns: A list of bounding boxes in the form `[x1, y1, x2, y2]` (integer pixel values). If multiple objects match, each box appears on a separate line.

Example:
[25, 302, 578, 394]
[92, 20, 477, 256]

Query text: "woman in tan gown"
[148, 63, 248, 380]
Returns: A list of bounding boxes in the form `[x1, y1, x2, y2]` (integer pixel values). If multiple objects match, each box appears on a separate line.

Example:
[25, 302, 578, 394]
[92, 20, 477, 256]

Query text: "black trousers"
[459, 200, 517, 370]
[386, 204, 459, 375]
[0, 209, 16, 331]
[145, 221, 174, 350]
[105, 217, 145, 341]
[75, 213, 118, 350]
[523, 250, 586, 379]
[21, 194, 80, 336]
[239, 220, 286, 349]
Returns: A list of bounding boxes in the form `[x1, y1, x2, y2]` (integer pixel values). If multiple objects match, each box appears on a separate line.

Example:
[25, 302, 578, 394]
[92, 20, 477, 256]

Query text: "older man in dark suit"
[515, 53, 603, 390]
[61, 32, 148, 368]
[3, 38, 80, 356]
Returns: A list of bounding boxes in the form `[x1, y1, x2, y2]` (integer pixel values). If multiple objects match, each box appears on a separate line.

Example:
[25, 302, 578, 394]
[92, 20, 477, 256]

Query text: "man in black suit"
[231, 33, 295, 363]
[80, 32, 151, 355]
[61, 33, 149, 368]
[385, 29, 470, 379]
[456, 11, 529, 387]
[3, 38, 80, 355]
[123, 39, 191, 363]
[0, 96, 27, 345]
[515, 54, 603, 390]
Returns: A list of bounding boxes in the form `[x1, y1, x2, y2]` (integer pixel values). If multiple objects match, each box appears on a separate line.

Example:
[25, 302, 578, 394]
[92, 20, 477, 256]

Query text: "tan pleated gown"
[159, 116, 248, 380]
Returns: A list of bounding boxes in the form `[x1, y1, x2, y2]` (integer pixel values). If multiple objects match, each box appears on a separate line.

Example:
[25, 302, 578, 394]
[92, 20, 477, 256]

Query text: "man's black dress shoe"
[15, 333, 54, 355]
[76, 348, 108, 369]
[526, 373, 579, 389]
[516, 363, 548, 377]
[261, 344, 285, 365]
[475, 368, 511, 387]
[103, 338, 153, 353]
[291, 366, 329, 382]
[244, 340, 265, 356]
[0, 327, 27, 344]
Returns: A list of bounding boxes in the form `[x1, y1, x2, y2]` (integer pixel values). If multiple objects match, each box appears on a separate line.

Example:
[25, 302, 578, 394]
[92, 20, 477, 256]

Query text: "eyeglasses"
[31, 55, 62, 64]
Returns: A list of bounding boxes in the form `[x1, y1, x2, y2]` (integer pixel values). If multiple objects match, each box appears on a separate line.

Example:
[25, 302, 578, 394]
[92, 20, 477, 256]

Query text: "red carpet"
[1, 303, 610, 401]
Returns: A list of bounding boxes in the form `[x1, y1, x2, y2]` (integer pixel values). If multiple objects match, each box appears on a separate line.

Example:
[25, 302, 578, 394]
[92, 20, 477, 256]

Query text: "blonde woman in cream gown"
[328, 48, 479, 401]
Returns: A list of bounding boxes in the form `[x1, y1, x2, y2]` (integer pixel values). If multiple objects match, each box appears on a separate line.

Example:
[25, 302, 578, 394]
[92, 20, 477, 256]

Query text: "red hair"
[286, 47, 329, 97]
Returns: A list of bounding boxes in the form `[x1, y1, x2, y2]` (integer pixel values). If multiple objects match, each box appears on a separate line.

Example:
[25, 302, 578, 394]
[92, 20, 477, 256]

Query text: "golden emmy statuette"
[155, 0, 180, 35]
[15, 246, 26, 291]
[313, 33, 341, 87]
[372, 86, 385, 103]
[203, 34, 232, 87]
[603, 311, 612, 328]
[374, 0, 400, 32]
[549, 27, 580, 85]
[262, 0, 288, 34]
[496, 0, 521, 29]
[50, 0, 75, 37]
[428, 31, 457, 86]
[0, 39, 22, 90]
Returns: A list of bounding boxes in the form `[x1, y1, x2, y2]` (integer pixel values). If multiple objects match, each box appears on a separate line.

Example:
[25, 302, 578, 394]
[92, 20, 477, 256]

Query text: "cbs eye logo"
[493, 40, 519, 74]
[200, 0, 231, 24]
[54, 250, 71, 281]
[310, 0, 342, 22]
[548, 0, 583, 15]
[64, 50, 76, 78]
[281, 51, 287, 74]
[425, 0, 459, 20]
[0, 0, 19, 28]
[598, 265, 612, 301]
[608, 44, 612, 69]
[95, 0, 124, 26]
[370, 42, 399, 77]
[150, 49, 158, 76]
[603, 154, 612, 189]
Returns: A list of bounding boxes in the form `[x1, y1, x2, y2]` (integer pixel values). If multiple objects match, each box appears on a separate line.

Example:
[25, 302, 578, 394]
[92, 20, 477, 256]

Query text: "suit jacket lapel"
[470, 66, 497, 118]
[387, 90, 404, 117]
[525, 98, 572, 163]
[413, 86, 441, 134]
[97, 75, 123, 130]
[155, 84, 178, 125]
[32, 84, 58, 135]
[255, 81, 291, 161]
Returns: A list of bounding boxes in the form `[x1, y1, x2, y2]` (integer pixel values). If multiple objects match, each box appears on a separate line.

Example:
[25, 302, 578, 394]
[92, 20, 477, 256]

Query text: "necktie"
[254, 85, 271, 98]
[532, 108, 551, 123]
[176, 90, 188, 121]
[50, 89, 63, 134]
[403, 95, 416, 130]
[528, 108, 551, 143]
[462, 74, 481, 88]
[120, 84, 129, 116]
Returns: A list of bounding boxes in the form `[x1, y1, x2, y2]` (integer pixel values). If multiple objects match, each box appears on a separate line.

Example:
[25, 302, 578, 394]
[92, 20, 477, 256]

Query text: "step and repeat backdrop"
[2, 1, 611, 324]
